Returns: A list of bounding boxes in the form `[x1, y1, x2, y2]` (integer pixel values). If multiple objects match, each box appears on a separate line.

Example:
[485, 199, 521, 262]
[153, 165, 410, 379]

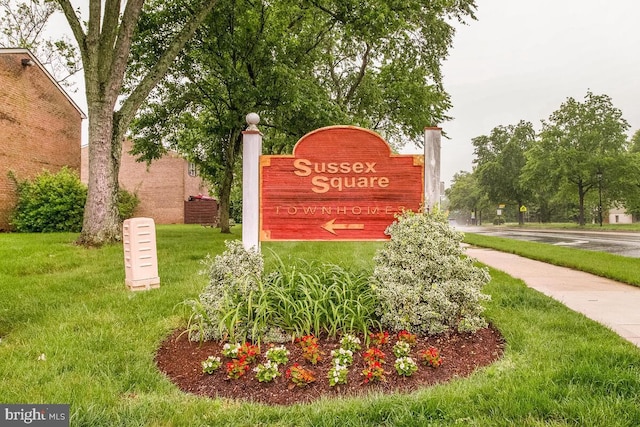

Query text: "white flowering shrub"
[189, 240, 264, 342]
[371, 210, 491, 335]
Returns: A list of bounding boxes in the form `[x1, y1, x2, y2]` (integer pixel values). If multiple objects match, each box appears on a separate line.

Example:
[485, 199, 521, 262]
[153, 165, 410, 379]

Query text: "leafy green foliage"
[192, 211, 493, 342]
[116, 188, 140, 221]
[372, 210, 491, 334]
[259, 257, 379, 340]
[191, 245, 379, 343]
[524, 91, 630, 225]
[472, 120, 535, 225]
[445, 170, 491, 224]
[130, 0, 477, 232]
[9, 168, 141, 232]
[462, 91, 635, 224]
[10, 167, 86, 232]
[189, 239, 264, 342]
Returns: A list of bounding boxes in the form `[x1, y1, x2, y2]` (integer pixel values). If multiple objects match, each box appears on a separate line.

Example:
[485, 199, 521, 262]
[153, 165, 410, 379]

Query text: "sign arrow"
[321, 219, 365, 235]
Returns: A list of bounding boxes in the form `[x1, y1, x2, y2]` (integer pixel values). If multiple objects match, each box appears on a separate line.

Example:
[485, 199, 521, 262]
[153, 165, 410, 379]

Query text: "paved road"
[457, 226, 640, 258]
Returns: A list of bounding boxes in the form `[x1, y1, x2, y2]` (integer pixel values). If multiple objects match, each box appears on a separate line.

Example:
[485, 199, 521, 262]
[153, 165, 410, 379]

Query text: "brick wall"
[0, 51, 83, 231]
[82, 140, 213, 224]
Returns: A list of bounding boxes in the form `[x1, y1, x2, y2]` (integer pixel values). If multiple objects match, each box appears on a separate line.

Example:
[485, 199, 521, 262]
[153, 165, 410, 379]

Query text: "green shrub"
[493, 216, 506, 225]
[9, 167, 86, 232]
[188, 240, 264, 342]
[188, 243, 379, 343]
[10, 168, 141, 232]
[371, 210, 491, 335]
[117, 188, 139, 221]
[189, 210, 491, 343]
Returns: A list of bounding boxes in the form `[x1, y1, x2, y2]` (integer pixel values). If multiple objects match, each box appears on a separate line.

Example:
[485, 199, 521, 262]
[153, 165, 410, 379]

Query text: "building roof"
[0, 47, 87, 119]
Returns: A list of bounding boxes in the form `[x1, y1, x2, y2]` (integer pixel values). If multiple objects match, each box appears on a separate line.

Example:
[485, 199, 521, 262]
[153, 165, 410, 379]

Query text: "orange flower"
[397, 330, 417, 345]
[286, 363, 316, 386]
[226, 356, 250, 379]
[418, 346, 442, 367]
[363, 347, 386, 364]
[297, 335, 322, 365]
[369, 331, 389, 347]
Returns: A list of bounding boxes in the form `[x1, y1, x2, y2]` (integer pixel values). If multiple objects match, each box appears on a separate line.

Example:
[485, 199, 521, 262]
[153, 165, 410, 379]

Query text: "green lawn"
[1, 225, 640, 426]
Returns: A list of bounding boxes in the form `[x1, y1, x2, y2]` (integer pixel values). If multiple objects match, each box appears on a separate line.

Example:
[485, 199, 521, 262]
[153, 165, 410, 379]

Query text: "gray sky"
[405, 0, 640, 188]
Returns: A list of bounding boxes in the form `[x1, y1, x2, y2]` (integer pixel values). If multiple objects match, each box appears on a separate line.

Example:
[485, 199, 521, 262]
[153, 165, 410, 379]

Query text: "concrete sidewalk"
[465, 246, 640, 347]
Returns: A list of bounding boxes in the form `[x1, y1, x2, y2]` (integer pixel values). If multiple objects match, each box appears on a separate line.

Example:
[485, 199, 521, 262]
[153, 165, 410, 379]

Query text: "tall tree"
[55, 0, 216, 246]
[472, 120, 535, 225]
[0, 0, 81, 87]
[526, 91, 629, 225]
[130, 0, 347, 232]
[612, 130, 640, 218]
[446, 170, 489, 225]
[129, 0, 477, 231]
[307, 0, 469, 144]
[630, 129, 640, 153]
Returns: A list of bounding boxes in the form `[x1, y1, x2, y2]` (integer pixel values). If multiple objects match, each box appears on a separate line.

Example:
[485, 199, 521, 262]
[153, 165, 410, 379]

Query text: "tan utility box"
[123, 217, 160, 291]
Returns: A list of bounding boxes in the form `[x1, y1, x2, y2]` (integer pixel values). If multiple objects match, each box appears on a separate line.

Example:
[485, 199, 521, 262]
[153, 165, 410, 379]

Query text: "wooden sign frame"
[260, 126, 424, 241]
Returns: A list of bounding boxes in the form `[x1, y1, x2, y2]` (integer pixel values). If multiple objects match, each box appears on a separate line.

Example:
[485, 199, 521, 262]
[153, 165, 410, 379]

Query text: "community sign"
[260, 126, 424, 241]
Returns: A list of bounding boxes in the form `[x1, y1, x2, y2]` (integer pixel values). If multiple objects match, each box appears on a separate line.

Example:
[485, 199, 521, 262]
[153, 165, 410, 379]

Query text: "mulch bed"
[155, 325, 504, 406]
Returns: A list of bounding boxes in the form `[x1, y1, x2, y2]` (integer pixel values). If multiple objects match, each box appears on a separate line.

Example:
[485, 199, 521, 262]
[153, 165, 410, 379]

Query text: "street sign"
[260, 126, 424, 241]
[520, 205, 527, 212]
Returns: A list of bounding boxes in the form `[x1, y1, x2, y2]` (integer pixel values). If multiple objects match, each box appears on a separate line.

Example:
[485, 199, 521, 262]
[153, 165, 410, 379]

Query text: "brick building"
[0, 48, 85, 231]
[81, 140, 217, 224]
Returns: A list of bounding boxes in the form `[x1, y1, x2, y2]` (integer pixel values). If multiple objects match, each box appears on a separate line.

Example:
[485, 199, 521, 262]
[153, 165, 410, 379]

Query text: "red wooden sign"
[260, 126, 424, 241]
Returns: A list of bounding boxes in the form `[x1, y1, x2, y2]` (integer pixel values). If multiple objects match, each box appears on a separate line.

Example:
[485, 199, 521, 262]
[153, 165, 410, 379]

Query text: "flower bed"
[156, 326, 504, 406]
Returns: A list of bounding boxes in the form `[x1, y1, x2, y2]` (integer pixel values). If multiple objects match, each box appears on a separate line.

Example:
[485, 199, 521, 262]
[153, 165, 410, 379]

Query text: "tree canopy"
[527, 91, 629, 225]
[472, 120, 535, 224]
[129, 0, 478, 231]
[445, 170, 489, 224]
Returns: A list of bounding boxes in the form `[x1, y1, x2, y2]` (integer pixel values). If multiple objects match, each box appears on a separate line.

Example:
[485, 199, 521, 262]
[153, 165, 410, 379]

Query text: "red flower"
[362, 360, 386, 383]
[363, 347, 386, 364]
[237, 342, 259, 363]
[226, 356, 250, 379]
[397, 330, 417, 345]
[296, 334, 322, 365]
[369, 331, 389, 347]
[418, 346, 442, 368]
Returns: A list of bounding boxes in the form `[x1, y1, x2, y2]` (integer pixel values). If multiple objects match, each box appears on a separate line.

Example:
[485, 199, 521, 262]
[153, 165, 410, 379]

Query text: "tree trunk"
[218, 167, 233, 233]
[577, 181, 586, 226]
[57, 0, 217, 246]
[77, 104, 122, 246]
[218, 130, 242, 233]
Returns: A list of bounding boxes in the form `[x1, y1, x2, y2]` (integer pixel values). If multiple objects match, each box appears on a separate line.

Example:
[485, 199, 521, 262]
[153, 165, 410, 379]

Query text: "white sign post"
[242, 113, 262, 251]
[424, 127, 442, 212]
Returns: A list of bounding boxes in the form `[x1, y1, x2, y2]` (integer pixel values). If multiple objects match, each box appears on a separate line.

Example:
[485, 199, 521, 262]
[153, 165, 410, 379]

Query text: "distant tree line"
[446, 91, 640, 226]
